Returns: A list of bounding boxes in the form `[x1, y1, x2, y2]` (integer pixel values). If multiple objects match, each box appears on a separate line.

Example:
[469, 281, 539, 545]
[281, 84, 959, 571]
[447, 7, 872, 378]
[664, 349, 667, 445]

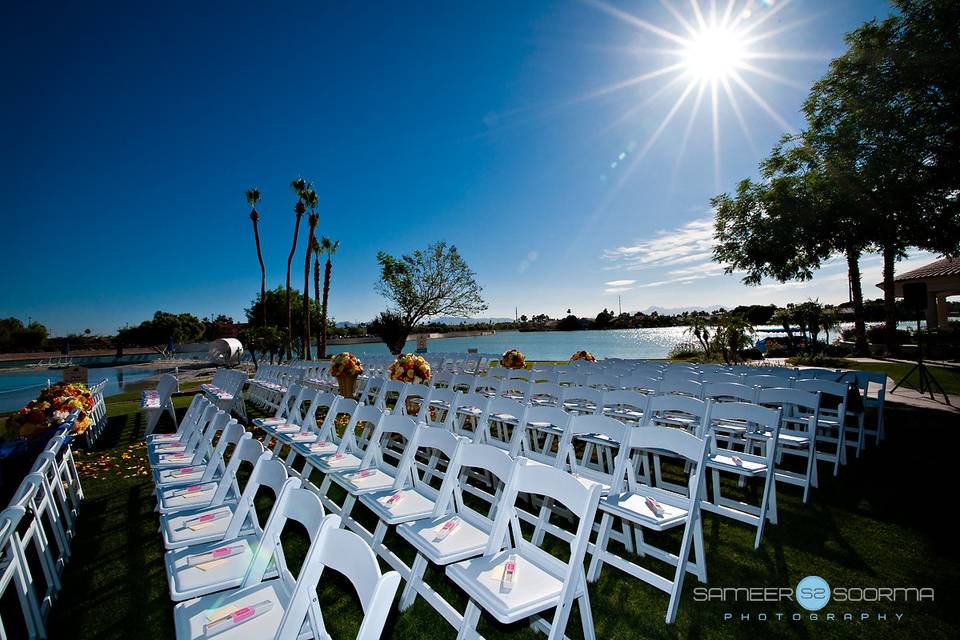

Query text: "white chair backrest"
[658, 377, 704, 399]
[561, 385, 604, 415]
[703, 381, 758, 404]
[279, 514, 401, 640]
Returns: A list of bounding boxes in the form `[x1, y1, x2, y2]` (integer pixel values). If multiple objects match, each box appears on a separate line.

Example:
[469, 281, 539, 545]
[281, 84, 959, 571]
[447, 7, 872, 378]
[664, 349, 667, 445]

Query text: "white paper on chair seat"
[254, 417, 286, 426]
[605, 492, 688, 527]
[290, 432, 317, 442]
[275, 424, 299, 433]
[150, 433, 181, 442]
[710, 453, 766, 473]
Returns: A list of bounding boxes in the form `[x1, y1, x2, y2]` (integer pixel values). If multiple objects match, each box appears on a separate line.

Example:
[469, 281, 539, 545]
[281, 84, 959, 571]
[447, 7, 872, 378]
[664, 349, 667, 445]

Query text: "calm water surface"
[0, 366, 172, 413]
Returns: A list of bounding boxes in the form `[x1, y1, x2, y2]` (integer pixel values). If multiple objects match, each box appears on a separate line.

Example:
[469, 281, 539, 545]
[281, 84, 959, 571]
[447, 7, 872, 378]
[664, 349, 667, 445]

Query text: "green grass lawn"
[25, 392, 959, 639]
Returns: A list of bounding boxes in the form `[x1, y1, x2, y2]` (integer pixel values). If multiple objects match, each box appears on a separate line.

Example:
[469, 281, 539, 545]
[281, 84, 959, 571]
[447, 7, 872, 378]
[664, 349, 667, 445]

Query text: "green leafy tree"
[117, 311, 204, 347]
[0, 317, 48, 352]
[800, 0, 960, 350]
[374, 241, 486, 349]
[245, 286, 322, 360]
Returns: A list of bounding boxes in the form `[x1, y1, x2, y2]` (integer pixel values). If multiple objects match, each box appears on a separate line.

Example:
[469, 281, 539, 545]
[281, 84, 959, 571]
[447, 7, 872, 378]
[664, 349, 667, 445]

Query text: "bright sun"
[683, 25, 747, 82]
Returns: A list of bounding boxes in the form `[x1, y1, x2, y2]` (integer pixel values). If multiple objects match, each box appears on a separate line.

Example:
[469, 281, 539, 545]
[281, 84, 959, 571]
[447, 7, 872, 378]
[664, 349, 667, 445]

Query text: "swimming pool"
[0, 366, 175, 413]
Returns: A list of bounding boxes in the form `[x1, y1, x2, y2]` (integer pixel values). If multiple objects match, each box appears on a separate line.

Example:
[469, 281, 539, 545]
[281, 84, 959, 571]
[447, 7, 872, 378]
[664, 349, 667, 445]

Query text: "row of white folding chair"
[201, 368, 248, 419]
[267, 379, 727, 628]
[245, 364, 303, 410]
[1, 506, 46, 639]
[2, 431, 85, 639]
[375, 376, 846, 494]
[81, 379, 108, 448]
[165, 468, 400, 639]
[837, 370, 887, 445]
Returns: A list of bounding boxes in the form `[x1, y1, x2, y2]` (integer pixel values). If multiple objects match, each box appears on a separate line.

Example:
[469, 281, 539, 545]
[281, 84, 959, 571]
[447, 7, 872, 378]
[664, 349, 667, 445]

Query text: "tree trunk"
[285, 213, 303, 360]
[846, 247, 869, 355]
[321, 257, 333, 359]
[252, 219, 267, 329]
[882, 244, 898, 354]
[303, 225, 314, 360]
[314, 255, 322, 358]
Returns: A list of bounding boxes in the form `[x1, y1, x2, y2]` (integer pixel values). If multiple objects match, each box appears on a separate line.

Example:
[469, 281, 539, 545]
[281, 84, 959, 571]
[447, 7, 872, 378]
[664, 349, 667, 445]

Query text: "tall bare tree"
[245, 188, 266, 329]
[302, 189, 319, 360]
[319, 236, 340, 358]
[286, 177, 308, 360]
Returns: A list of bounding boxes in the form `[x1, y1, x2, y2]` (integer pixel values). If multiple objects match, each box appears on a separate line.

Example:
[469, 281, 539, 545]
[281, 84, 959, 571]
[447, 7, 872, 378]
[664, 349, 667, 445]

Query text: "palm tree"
[286, 177, 308, 360]
[312, 235, 322, 347]
[246, 188, 266, 329]
[302, 189, 320, 360]
[318, 236, 340, 359]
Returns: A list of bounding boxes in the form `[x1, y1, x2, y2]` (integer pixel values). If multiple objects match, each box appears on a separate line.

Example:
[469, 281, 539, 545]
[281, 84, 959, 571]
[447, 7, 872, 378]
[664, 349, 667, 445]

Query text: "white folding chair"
[0, 507, 44, 640]
[447, 459, 601, 640]
[755, 387, 822, 501]
[397, 443, 516, 627]
[157, 434, 262, 515]
[587, 427, 710, 624]
[164, 454, 295, 600]
[699, 402, 781, 548]
[329, 414, 421, 523]
[141, 373, 178, 435]
[473, 397, 529, 453]
[153, 419, 244, 491]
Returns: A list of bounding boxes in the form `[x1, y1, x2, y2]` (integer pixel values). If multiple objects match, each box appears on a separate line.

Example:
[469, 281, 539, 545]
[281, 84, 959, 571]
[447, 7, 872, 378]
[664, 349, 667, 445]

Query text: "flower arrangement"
[3, 382, 94, 440]
[388, 353, 431, 384]
[570, 350, 596, 362]
[330, 352, 364, 378]
[500, 349, 526, 369]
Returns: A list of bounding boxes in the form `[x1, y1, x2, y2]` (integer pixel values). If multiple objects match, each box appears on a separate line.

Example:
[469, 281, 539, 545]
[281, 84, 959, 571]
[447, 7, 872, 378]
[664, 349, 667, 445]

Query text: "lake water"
[0, 366, 174, 413]
[342, 327, 695, 360]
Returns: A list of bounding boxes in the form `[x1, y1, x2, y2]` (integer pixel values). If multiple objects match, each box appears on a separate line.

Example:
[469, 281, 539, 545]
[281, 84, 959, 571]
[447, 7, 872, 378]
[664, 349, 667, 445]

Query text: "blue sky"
[0, 0, 932, 336]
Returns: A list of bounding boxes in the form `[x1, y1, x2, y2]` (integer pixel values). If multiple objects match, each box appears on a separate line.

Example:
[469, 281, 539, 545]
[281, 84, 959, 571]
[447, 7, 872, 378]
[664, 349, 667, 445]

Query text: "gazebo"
[884, 257, 960, 329]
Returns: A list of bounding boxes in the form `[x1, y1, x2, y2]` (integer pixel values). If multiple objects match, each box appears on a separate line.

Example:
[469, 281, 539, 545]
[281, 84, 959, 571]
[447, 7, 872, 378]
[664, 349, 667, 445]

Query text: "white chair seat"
[154, 451, 201, 468]
[397, 515, 489, 565]
[154, 465, 215, 488]
[359, 488, 437, 525]
[173, 580, 306, 640]
[298, 440, 338, 457]
[161, 503, 242, 549]
[577, 433, 620, 448]
[708, 454, 767, 476]
[147, 432, 184, 444]
[251, 417, 289, 430]
[602, 407, 644, 421]
[165, 535, 265, 601]
[331, 468, 396, 495]
[157, 482, 220, 513]
[446, 549, 579, 624]
[600, 491, 688, 531]
[745, 431, 810, 447]
[572, 473, 612, 496]
[310, 452, 362, 474]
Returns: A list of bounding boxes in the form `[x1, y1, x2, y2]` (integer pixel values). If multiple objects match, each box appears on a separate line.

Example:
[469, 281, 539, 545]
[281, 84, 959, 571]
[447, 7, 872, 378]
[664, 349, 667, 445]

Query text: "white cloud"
[604, 286, 633, 293]
[602, 218, 716, 271]
[604, 279, 636, 286]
